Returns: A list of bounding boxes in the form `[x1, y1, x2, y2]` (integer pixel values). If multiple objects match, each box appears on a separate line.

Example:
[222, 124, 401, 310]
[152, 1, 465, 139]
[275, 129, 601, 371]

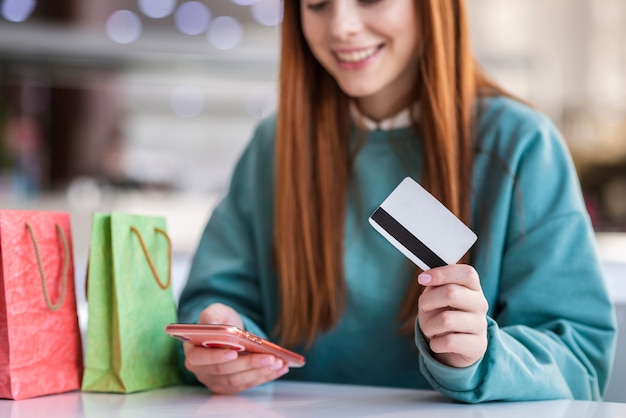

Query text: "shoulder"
[475, 96, 567, 164]
[478, 95, 545, 122]
[471, 97, 590, 249]
[217, 115, 278, 217]
[249, 114, 277, 149]
[233, 115, 277, 170]
[227, 114, 278, 185]
[477, 96, 556, 140]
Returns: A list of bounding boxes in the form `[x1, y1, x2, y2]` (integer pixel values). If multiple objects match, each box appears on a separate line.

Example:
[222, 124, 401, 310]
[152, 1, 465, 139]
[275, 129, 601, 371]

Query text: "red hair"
[275, 0, 503, 347]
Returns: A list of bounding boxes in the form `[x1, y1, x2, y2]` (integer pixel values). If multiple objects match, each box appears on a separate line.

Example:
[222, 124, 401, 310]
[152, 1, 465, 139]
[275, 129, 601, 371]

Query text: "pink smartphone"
[165, 323, 306, 368]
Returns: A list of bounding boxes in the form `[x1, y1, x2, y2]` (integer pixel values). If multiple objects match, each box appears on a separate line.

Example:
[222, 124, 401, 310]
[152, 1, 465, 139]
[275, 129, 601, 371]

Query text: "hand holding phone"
[166, 323, 305, 368]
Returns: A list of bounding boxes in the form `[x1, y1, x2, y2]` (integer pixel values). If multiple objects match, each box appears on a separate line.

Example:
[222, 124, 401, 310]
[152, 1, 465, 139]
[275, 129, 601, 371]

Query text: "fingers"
[189, 304, 289, 393]
[417, 264, 488, 313]
[428, 333, 487, 368]
[185, 344, 289, 394]
[418, 283, 488, 313]
[207, 369, 289, 394]
[419, 309, 487, 340]
[418, 264, 481, 291]
[417, 307, 488, 368]
[416, 264, 489, 368]
[184, 341, 239, 365]
[203, 360, 289, 394]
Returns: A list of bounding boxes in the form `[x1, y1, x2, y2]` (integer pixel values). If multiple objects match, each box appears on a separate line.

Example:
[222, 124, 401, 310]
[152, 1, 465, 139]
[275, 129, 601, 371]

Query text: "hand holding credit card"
[368, 177, 477, 271]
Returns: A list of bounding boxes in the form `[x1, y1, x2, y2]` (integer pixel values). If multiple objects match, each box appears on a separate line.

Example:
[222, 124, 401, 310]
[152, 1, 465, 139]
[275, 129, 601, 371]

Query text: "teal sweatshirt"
[178, 97, 617, 402]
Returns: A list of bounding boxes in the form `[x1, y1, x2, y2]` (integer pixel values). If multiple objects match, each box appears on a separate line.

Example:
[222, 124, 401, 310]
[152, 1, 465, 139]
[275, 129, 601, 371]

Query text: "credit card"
[368, 177, 477, 271]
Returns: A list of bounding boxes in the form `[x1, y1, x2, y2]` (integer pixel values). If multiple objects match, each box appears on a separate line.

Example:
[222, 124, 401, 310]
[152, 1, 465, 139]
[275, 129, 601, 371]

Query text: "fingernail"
[277, 366, 289, 376]
[269, 360, 284, 371]
[418, 273, 432, 285]
[224, 350, 238, 361]
[260, 356, 275, 366]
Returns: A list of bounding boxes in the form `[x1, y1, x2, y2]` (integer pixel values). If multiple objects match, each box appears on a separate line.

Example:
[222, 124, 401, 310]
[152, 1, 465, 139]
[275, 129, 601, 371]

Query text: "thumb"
[198, 303, 243, 328]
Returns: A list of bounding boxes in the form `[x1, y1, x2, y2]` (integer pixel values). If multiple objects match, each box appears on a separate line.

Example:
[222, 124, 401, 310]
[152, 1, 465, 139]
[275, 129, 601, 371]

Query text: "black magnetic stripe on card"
[370, 207, 447, 269]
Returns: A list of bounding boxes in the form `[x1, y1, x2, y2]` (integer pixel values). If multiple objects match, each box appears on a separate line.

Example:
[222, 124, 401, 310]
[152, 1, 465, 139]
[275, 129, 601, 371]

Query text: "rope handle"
[130, 226, 171, 290]
[25, 223, 69, 311]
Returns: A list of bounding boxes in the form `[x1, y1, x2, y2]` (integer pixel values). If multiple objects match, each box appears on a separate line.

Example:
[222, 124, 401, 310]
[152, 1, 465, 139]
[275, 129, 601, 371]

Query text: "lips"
[334, 45, 380, 64]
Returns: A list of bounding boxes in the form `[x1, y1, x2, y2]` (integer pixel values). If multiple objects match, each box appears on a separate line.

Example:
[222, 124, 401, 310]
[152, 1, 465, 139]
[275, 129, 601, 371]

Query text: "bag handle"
[25, 223, 69, 311]
[130, 226, 171, 290]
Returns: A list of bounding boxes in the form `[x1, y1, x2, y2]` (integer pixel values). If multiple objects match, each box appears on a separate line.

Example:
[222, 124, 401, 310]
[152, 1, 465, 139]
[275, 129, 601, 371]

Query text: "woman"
[178, 0, 616, 402]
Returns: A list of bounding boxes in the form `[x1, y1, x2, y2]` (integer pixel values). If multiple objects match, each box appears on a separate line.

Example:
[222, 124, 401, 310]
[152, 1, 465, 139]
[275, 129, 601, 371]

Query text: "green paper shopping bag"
[81, 212, 181, 393]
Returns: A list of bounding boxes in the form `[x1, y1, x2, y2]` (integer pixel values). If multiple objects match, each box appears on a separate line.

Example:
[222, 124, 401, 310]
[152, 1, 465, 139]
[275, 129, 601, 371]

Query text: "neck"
[355, 90, 415, 122]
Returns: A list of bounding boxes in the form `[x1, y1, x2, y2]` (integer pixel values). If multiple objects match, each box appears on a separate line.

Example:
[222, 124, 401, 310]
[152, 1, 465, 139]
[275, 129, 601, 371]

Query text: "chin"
[337, 83, 379, 99]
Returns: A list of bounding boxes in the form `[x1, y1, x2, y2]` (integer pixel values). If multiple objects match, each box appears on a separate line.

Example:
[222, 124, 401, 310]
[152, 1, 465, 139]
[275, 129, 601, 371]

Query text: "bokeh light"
[106, 10, 142, 44]
[251, 0, 283, 26]
[231, 0, 259, 5]
[208, 16, 243, 51]
[170, 84, 205, 118]
[174, 1, 211, 36]
[138, 0, 176, 19]
[67, 177, 102, 212]
[1, 0, 36, 22]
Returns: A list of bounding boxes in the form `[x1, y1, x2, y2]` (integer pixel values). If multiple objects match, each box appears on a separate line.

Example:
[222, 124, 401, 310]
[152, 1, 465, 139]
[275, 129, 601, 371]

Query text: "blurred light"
[170, 85, 205, 118]
[1, 0, 36, 22]
[174, 1, 211, 36]
[20, 81, 50, 116]
[244, 85, 277, 119]
[251, 0, 283, 26]
[106, 10, 142, 44]
[67, 177, 102, 212]
[231, 0, 259, 5]
[138, 0, 176, 19]
[208, 16, 243, 51]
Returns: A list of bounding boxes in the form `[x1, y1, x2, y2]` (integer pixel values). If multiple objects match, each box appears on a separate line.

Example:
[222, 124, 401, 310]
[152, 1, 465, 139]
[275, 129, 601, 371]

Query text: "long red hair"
[275, 0, 502, 347]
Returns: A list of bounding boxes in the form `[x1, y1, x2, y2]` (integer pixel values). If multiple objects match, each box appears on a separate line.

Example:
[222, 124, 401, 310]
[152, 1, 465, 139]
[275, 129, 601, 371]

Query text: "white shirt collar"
[350, 102, 415, 131]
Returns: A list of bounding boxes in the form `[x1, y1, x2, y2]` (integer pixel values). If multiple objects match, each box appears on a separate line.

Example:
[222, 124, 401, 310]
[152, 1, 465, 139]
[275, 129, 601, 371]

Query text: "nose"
[329, 1, 363, 40]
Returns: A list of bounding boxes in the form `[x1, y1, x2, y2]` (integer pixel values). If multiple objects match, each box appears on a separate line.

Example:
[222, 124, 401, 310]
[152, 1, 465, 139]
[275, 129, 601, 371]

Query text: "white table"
[1, 381, 625, 418]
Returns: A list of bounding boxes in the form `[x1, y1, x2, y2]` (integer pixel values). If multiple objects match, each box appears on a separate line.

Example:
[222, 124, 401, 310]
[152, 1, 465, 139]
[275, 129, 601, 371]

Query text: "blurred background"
[1, 0, 626, 244]
[0, 0, 625, 402]
[0, 0, 283, 257]
[1, 0, 626, 241]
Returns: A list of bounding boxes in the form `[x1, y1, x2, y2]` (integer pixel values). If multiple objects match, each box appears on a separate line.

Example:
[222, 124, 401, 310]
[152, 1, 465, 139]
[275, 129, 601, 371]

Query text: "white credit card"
[368, 177, 477, 271]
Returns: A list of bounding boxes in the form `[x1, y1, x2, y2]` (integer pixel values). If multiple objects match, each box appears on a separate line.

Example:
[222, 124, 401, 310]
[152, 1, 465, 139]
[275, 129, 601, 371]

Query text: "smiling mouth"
[335, 46, 381, 64]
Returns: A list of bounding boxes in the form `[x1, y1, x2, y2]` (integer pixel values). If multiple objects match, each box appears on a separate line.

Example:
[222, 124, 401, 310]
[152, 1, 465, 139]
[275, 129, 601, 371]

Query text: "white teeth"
[336, 46, 378, 63]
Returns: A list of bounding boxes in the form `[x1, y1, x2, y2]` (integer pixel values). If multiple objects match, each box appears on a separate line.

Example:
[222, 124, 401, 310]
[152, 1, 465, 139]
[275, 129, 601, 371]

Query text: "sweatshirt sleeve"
[415, 108, 617, 402]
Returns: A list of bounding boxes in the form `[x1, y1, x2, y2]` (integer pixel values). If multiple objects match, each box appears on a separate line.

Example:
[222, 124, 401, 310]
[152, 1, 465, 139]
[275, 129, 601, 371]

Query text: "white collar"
[350, 103, 414, 131]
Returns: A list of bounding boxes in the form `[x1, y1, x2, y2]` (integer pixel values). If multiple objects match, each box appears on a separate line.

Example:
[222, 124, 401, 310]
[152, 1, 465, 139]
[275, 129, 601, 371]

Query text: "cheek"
[381, 2, 419, 52]
[302, 25, 332, 67]
[392, 21, 420, 65]
[302, 23, 323, 54]
[301, 16, 318, 47]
